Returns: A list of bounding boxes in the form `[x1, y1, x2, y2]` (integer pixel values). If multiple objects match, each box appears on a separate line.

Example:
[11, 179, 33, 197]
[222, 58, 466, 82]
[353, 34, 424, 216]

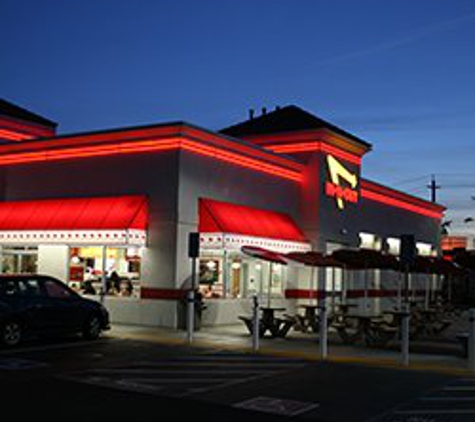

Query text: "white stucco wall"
[37, 245, 69, 281]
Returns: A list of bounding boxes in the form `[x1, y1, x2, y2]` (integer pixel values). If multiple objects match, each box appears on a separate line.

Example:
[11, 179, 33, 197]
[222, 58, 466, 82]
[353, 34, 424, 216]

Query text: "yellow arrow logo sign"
[325, 154, 359, 209]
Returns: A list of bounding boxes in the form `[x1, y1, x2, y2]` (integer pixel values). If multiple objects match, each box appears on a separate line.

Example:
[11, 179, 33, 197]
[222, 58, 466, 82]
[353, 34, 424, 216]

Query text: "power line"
[393, 174, 432, 186]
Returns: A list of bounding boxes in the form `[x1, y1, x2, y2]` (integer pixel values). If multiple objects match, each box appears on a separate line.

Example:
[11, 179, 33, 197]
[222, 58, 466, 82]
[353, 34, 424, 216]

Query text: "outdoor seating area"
[236, 246, 473, 356]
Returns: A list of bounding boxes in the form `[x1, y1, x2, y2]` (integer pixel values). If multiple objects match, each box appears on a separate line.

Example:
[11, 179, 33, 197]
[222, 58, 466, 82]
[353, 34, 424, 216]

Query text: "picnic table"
[239, 306, 295, 338]
[333, 312, 394, 347]
[295, 304, 320, 333]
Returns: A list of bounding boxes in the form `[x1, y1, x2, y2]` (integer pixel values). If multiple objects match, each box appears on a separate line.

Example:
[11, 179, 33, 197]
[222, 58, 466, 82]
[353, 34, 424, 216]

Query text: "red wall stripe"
[140, 287, 186, 300]
[285, 288, 429, 299]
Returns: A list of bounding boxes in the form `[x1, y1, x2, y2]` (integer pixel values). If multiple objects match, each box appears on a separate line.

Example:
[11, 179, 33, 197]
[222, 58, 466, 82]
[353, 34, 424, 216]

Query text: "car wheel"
[1, 320, 22, 347]
[82, 314, 102, 340]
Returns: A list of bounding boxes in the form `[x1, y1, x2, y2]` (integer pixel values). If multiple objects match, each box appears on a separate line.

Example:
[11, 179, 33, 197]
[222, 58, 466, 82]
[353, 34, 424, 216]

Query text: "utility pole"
[427, 174, 441, 203]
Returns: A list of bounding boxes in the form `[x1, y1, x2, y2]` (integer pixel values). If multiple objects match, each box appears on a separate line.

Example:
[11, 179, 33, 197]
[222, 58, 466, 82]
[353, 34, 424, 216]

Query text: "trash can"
[177, 290, 206, 331]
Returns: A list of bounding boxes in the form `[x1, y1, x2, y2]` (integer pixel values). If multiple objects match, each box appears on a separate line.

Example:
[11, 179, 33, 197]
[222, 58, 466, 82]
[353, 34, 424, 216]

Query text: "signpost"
[187, 232, 200, 344]
[399, 234, 416, 366]
[469, 308, 475, 372]
[319, 268, 328, 359]
[252, 294, 260, 352]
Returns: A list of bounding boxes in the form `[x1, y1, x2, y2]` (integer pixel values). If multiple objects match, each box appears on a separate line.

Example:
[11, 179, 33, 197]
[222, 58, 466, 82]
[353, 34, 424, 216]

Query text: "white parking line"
[90, 368, 273, 375]
[64, 352, 304, 399]
[396, 409, 475, 415]
[176, 355, 306, 362]
[130, 361, 303, 369]
[0, 338, 113, 355]
[443, 386, 475, 392]
[421, 397, 475, 401]
[117, 377, 234, 384]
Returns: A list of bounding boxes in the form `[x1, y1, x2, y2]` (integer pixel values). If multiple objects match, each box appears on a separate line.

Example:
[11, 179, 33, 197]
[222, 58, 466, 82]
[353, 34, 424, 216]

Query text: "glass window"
[1, 246, 38, 274]
[199, 252, 287, 300]
[416, 242, 433, 257]
[387, 238, 401, 255]
[43, 279, 73, 299]
[359, 233, 382, 251]
[199, 258, 224, 298]
[270, 263, 285, 296]
[69, 246, 141, 297]
[249, 261, 264, 297]
[229, 259, 242, 298]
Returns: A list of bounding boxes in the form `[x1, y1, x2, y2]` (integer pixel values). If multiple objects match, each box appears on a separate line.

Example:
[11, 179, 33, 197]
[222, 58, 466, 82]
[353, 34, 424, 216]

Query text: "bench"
[275, 316, 296, 337]
[238, 315, 255, 334]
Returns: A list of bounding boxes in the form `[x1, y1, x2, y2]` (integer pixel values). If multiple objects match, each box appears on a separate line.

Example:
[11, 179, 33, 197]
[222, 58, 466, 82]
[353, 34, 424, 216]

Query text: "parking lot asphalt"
[0, 325, 473, 421]
[110, 323, 471, 376]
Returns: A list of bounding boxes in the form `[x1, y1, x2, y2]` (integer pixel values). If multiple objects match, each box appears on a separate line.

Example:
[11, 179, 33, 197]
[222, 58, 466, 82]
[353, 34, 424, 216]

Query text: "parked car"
[0, 274, 110, 347]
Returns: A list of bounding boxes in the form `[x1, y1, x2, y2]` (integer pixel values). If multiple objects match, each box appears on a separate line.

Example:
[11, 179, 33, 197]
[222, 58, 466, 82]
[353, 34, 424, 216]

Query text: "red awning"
[0, 196, 147, 231]
[286, 251, 344, 268]
[241, 246, 289, 265]
[199, 198, 307, 242]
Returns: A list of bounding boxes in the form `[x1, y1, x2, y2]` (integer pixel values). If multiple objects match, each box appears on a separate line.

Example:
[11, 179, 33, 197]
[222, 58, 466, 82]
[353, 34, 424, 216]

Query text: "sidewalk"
[108, 322, 473, 376]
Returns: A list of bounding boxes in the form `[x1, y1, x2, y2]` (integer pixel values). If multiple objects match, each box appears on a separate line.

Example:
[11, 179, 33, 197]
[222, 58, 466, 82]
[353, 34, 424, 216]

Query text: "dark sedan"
[0, 274, 110, 347]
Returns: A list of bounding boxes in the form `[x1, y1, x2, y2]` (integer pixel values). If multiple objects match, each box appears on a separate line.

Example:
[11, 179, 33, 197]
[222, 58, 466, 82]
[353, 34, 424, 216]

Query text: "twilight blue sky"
[1, 0, 475, 232]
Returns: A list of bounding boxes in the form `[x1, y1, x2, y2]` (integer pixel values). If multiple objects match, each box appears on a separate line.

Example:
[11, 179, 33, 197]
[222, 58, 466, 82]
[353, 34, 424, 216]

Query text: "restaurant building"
[0, 99, 445, 327]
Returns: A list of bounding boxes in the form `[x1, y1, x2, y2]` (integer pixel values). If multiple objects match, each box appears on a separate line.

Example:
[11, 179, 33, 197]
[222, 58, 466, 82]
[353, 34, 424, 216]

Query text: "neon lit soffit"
[360, 188, 443, 219]
[266, 142, 362, 165]
[0, 137, 303, 183]
[0, 129, 34, 142]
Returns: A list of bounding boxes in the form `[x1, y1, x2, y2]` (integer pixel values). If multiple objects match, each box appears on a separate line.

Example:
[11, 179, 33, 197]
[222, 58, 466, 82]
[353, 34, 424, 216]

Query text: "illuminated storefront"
[0, 100, 445, 327]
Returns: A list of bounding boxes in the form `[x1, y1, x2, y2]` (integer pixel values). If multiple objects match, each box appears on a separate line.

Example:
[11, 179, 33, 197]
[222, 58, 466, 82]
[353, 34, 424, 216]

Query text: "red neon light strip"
[266, 142, 361, 165]
[361, 179, 444, 213]
[0, 116, 55, 137]
[0, 137, 302, 182]
[181, 139, 303, 182]
[320, 143, 361, 165]
[361, 188, 443, 219]
[0, 129, 34, 141]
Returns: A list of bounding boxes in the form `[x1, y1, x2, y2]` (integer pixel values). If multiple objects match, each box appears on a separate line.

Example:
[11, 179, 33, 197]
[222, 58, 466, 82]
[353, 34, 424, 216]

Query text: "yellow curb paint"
[109, 332, 473, 377]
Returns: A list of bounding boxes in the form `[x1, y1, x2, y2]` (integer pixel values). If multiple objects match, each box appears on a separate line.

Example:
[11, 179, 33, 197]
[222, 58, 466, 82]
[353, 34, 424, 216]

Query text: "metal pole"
[401, 302, 410, 367]
[396, 273, 402, 310]
[319, 302, 328, 359]
[319, 266, 328, 359]
[342, 266, 347, 305]
[252, 294, 260, 352]
[331, 267, 336, 311]
[267, 262, 273, 308]
[364, 268, 369, 314]
[310, 266, 315, 303]
[403, 266, 410, 304]
[100, 245, 107, 304]
[469, 308, 475, 372]
[187, 257, 197, 345]
[222, 250, 228, 299]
